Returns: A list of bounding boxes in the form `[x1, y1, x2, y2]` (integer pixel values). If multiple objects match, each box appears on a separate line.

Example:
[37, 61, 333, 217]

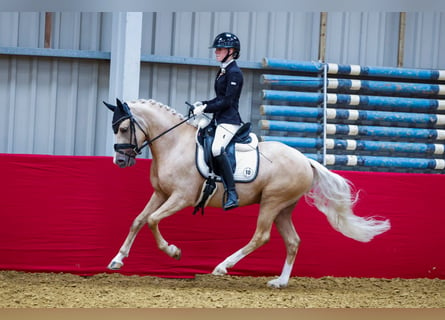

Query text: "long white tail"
[305, 159, 390, 242]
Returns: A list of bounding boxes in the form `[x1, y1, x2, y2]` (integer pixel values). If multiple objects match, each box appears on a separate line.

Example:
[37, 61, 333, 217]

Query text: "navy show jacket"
[202, 60, 243, 125]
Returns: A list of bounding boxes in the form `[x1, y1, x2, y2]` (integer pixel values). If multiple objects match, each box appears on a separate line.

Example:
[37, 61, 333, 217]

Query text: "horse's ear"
[103, 101, 116, 112]
[116, 98, 132, 114]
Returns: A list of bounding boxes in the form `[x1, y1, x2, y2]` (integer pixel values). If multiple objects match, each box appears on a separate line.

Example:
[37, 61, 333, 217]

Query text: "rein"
[114, 104, 195, 158]
[146, 115, 193, 146]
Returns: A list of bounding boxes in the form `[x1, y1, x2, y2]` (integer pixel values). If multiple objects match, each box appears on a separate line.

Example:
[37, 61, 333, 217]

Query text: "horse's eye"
[119, 126, 129, 133]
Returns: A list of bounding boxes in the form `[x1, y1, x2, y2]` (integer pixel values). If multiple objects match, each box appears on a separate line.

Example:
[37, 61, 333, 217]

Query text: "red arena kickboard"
[0, 153, 444, 279]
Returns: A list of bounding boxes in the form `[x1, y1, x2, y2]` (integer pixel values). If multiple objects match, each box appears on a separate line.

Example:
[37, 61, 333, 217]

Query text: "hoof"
[172, 248, 182, 260]
[107, 261, 123, 270]
[212, 265, 227, 276]
[267, 278, 288, 289]
[168, 244, 182, 260]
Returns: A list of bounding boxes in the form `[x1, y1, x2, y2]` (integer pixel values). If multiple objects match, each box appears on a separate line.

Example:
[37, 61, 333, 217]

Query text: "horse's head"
[103, 99, 148, 168]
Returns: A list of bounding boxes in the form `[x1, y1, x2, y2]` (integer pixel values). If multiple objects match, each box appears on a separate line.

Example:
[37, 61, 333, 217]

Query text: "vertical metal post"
[322, 62, 327, 165]
[108, 12, 143, 102]
[397, 12, 406, 68]
[44, 12, 53, 48]
[106, 12, 143, 156]
[318, 12, 328, 62]
[319, 12, 328, 165]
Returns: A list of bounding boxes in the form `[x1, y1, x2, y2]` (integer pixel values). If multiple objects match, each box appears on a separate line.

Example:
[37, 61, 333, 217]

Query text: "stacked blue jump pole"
[260, 58, 445, 171]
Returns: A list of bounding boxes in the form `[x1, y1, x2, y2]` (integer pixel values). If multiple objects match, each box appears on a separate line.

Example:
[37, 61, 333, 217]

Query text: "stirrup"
[224, 201, 238, 211]
[223, 190, 239, 211]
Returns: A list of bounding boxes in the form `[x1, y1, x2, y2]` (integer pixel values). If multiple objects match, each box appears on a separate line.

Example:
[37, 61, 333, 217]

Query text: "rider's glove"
[193, 101, 203, 108]
[192, 102, 206, 116]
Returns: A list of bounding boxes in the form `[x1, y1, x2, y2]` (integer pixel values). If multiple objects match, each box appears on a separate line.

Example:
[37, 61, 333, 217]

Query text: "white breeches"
[212, 123, 241, 156]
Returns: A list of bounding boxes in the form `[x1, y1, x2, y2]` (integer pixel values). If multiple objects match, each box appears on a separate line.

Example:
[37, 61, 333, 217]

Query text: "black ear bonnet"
[103, 99, 132, 134]
[111, 102, 132, 134]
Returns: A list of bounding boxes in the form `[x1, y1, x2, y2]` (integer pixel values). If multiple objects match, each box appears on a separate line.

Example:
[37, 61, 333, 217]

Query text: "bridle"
[114, 103, 195, 159]
[113, 115, 150, 158]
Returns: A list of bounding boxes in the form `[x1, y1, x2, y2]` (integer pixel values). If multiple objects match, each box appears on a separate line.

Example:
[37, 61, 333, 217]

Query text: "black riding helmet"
[210, 32, 240, 60]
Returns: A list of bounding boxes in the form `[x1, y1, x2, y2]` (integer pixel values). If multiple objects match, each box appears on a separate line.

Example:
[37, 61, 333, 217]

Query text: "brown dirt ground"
[0, 271, 443, 308]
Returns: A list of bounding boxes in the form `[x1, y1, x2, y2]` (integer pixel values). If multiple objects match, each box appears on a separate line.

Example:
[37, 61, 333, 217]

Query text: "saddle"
[195, 122, 259, 182]
[193, 121, 260, 214]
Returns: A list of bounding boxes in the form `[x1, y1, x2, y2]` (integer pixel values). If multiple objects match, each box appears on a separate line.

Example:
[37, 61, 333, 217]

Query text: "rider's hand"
[193, 103, 206, 116]
[193, 101, 203, 108]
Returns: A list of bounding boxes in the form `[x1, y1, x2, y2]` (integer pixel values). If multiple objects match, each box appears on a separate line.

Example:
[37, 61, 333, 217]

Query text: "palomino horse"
[104, 98, 390, 288]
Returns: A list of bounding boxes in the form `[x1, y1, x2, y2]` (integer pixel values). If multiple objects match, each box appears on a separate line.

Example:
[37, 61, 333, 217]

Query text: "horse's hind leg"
[108, 192, 165, 270]
[267, 204, 300, 288]
[212, 202, 278, 278]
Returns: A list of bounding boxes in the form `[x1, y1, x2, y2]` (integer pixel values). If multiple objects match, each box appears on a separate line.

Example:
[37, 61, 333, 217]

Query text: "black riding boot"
[215, 153, 239, 211]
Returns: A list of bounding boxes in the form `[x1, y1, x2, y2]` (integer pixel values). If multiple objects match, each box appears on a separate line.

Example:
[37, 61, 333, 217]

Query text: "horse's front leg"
[108, 192, 165, 270]
[147, 193, 189, 260]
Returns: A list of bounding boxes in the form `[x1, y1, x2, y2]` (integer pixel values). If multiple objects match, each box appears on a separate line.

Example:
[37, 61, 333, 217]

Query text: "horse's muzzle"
[114, 152, 136, 168]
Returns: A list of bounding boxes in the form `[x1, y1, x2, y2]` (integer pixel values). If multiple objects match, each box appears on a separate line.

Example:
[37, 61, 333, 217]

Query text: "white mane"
[129, 99, 206, 128]
[129, 99, 201, 128]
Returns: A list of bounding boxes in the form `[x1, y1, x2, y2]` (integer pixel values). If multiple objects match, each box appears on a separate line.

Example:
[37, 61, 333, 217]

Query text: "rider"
[192, 32, 244, 211]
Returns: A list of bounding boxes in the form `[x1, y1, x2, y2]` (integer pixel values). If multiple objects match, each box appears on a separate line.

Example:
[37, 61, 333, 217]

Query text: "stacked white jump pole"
[260, 58, 445, 171]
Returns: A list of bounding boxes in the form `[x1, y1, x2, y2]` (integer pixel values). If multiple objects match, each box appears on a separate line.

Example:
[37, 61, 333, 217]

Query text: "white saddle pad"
[195, 132, 260, 183]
